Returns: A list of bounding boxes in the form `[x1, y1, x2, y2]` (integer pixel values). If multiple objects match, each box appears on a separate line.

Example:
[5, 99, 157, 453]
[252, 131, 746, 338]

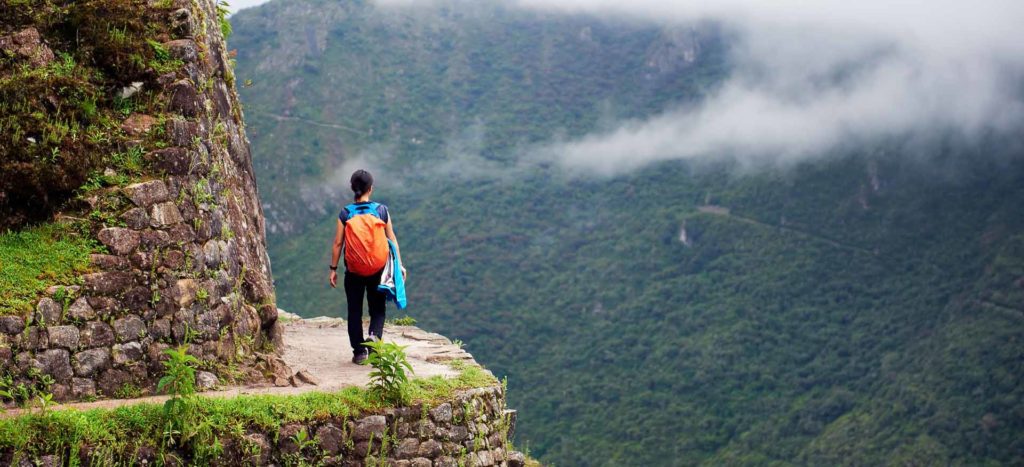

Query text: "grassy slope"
[231, 1, 1024, 465]
[0, 223, 98, 315]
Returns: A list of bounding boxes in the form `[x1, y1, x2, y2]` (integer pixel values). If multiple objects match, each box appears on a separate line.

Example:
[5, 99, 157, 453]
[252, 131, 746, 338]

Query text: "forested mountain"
[230, 1, 1024, 464]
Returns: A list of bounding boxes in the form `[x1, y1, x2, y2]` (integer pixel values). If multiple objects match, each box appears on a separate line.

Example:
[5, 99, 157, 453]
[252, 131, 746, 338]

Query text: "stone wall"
[0, 0, 284, 402]
[1, 385, 527, 467]
[248, 386, 524, 467]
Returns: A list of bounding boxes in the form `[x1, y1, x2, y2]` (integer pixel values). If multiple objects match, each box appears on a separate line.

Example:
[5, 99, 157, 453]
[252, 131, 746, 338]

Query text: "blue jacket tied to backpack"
[377, 238, 407, 309]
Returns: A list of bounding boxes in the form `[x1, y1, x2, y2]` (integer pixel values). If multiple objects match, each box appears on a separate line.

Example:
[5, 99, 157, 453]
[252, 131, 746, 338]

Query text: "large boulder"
[150, 202, 184, 227]
[112, 342, 144, 366]
[67, 297, 96, 321]
[113, 315, 146, 342]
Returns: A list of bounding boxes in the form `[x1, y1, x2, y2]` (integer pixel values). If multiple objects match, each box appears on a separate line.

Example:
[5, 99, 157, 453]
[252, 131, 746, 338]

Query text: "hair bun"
[350, 169, 374, 200]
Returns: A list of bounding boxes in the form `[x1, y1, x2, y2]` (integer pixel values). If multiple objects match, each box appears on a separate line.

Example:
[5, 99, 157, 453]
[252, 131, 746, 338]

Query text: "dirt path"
[976, 299, 1024, 319]
[697, 205, 879, 257]
[3, 319, 477, 416]
[278, 318, 476, 393]
[255, 112, 368, 136]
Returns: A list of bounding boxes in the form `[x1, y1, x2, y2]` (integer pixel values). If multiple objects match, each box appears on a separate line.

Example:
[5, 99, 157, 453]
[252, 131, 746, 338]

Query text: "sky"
[225, 0, 270, 14]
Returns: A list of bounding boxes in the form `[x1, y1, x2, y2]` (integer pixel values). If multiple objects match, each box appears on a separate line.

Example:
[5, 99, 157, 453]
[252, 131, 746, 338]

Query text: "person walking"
[329, 169, 406, 364]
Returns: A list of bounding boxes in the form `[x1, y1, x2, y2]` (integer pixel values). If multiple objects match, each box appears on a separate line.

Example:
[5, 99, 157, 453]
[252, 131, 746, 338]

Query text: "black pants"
[344, 269, 386, 354]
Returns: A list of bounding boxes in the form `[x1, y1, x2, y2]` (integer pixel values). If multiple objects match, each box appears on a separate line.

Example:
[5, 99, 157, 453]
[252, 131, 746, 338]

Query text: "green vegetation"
[0, 0, 182, 228]
[0, 222, 97, 315]
[216, 0, 232, 40]
[112, 383, 143, 400]
[365, 339, 414, 404]
[0, 368, 55, 409]
[157, 345, 201, 450]
[386, 315, 417, 326]
[0, 364, 496, 464]
[232, 1, 1024, 465]
[231, 0, 727, 229]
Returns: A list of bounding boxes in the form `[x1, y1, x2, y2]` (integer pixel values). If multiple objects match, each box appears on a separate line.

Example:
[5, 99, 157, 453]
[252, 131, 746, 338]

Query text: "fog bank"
[509, 0, 1024, 173]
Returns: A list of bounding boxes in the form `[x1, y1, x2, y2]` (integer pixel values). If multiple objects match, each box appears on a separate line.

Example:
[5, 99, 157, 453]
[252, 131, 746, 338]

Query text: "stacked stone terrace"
[0, 0, 282, 402]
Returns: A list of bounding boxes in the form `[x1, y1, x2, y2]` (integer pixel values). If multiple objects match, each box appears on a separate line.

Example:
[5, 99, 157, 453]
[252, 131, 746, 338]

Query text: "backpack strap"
[343, 202, 382, 221]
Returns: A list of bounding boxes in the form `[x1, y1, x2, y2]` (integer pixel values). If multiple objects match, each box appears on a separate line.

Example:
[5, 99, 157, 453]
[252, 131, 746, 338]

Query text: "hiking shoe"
[364, 335, 380, 355]
[352, 350, 368, 365]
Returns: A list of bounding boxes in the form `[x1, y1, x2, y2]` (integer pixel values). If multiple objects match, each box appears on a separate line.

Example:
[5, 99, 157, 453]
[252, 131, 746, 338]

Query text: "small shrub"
[0, 369, 55, 408]
[159, 345, 198, 399]
[216, 1, 232, 39]
[114, 383, 143, 399]
[387, 315, 417, 326]
[364, 339, 414, 404]
[159, 345, 199, 448]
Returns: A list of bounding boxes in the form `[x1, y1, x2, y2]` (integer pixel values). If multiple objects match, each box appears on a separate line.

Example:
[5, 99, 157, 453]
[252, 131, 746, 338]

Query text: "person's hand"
[329, 270, 338, 288]
[401, 266, 407, 280]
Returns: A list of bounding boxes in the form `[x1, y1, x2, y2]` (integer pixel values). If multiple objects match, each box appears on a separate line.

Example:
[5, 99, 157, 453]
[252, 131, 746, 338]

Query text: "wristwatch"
[329, 265, 338, 271]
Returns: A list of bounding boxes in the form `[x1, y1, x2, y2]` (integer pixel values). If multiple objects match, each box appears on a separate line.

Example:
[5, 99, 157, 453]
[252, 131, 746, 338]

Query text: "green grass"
[0, 222, 97, 315]
[0, 365, 497, 462]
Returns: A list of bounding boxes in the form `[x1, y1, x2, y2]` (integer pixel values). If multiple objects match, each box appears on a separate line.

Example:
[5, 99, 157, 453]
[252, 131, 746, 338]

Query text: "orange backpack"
[342, 202, 389, 276]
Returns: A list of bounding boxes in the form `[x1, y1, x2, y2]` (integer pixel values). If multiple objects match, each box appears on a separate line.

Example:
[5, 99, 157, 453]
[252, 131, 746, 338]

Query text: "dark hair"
[350, 169, 374, 201]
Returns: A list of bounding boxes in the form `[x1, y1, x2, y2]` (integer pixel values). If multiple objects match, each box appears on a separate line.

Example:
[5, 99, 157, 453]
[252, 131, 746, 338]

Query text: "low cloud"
[515, 0, 1024, 173]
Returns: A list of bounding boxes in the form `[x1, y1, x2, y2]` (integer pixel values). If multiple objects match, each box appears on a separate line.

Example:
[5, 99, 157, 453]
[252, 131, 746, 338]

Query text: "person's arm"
[330, 219, 344, 288]
[384, 217, 407, 278]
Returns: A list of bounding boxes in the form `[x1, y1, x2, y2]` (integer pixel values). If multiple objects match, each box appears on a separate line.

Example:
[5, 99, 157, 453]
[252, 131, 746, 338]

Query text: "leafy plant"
[111, 145, 146, 175]
[146, 39, 170, 61]
[52, 52, 77, 77]
[34, 392, 54, 415]
[159, 345, 199, 400]
[291, 428, 317, 451]
[387, 316, 417, 326]
[114, 383, 143, 399]
[217, 1, 232, 39]
[159, 345, 200, 447]
[0, 369, 55, 408]
[364, 339, 414, 404]
[52, 286, 71, 311]
[192, 178, 216, 205]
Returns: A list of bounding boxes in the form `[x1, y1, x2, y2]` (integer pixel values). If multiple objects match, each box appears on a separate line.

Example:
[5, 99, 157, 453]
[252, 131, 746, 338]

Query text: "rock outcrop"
[0, 0, 284, 402]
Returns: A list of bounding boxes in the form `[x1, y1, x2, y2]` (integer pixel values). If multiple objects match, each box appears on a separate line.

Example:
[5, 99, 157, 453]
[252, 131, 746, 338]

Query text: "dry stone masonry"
[0, 385, 526, 467]
[0, 0, 285, 402]
[237, 386, 525, 467]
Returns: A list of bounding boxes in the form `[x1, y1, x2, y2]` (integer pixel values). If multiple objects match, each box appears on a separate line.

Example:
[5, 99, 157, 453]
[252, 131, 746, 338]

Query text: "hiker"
[329, 169, 407, 364]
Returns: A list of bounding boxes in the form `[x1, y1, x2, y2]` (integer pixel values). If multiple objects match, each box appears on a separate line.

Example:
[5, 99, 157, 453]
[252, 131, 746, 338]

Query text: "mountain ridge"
[230, 1, 1024, 464]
